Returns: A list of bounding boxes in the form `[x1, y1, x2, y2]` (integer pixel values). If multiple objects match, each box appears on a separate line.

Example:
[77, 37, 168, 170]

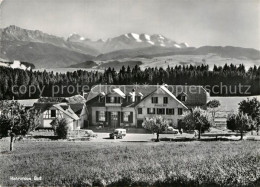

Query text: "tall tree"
[0, 100, 40, 151]
[226, 113, 252, 140]
[142, 116, 168, 142]
[182, 107, 211, 139]
[239, 98, 260, 134]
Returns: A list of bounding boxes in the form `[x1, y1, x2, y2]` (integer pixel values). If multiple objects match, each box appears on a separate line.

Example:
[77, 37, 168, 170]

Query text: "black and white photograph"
[0, 0, 259, 186]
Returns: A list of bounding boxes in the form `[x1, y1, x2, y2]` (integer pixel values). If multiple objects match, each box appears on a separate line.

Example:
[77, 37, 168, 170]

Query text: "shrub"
[56, 118, 69, 139]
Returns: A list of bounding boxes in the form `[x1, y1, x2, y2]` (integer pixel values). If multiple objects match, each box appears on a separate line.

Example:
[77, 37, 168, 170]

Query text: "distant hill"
[99, 60, 142, 71]
[0, 41, 94, 68]
[68, 61, 97, 68]
[96, 46, 260, 61]
[95, 46, 195, 60]
[193, 46, 260, 60]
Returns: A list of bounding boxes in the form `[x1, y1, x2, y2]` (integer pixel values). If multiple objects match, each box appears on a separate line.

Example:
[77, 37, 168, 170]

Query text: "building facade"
[85, 84, 209, 128]
[34, 102, 81, 130]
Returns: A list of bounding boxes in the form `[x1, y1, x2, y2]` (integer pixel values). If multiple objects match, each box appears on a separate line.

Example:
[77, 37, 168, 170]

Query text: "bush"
[0, 116, 11, 137]
[56, 118, 69, 139]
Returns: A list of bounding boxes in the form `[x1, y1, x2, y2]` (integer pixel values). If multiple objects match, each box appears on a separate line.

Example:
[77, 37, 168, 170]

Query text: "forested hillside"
[0, 63, 259, 99]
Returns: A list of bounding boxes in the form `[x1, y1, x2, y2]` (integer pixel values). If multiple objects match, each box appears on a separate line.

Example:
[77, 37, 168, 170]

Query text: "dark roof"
[69, 103, 84, 116]
[17, 99, 38, 107]
[38, 97, 67, 103]
[33, 102, 58, 111]
[86, 84, 208, 108]
[65, 95, 86, 104]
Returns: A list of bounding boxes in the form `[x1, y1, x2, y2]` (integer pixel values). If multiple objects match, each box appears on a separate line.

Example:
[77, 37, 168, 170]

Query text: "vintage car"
[109, 128, 126, 139]
[162, 126, 179, 134]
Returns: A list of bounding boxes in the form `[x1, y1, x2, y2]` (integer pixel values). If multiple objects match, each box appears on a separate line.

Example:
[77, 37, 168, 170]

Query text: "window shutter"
[108, 112, 111, 126]
[118, 112, 120, 126]
[96, 111, 99, 122]
[166, 108, 169, 115]
[105, 111, 108, 122]
[129, 112, 133, 123]
[147, 108, 149, 114]
[157, 108, 159, 114]
[121, 112, 124, 122]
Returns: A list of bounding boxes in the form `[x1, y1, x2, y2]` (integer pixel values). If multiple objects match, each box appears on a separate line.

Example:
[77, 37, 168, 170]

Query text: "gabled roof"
[53, 103, 80, 120]
[160, 85, 188, 109]
[34, 102, 80, 120]
[86, 84, 208, 108]
[33, 102, 58, 111]
[65, 95, 86, 104]
[69, 103, 85, 116]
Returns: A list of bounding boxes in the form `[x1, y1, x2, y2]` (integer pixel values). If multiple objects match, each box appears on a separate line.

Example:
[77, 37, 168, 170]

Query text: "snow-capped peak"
[128, 33, 142, 42]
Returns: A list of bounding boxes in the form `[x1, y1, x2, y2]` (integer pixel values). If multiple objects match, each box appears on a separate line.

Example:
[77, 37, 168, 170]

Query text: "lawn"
[0, 140, 259, 186]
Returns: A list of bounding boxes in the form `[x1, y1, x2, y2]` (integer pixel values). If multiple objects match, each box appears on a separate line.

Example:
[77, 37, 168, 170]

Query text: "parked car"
[163, 127, 179, 134]
[109, 128, 126, 139]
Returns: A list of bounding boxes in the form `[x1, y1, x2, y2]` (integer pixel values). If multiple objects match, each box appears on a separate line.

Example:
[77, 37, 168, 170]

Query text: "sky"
[0, 0, 260, 49]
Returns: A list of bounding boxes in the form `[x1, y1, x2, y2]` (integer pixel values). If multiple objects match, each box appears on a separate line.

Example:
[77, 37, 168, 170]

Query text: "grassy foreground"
[0, 140, 259, 186]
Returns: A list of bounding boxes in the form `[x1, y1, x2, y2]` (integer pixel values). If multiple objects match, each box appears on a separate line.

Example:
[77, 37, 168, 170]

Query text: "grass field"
[211, 96, 260, 113]
[0, 140, 259, 186]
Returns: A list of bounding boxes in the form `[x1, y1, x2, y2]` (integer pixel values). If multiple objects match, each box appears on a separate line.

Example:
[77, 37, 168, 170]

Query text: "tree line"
[0, 63, 259, 99]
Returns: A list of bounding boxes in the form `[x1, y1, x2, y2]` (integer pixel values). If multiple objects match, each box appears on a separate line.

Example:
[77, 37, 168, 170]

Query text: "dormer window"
[99, 96, 105, 103]
[181, 96, 186, 102]
[177, 92, 187, 102]
[135, 96, 141, 102]
[110, 97, 115, 103]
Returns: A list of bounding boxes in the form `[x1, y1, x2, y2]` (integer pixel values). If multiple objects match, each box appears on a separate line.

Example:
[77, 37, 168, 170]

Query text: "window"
[178, 108, 183, 115]
[98, 111, 105, 121]
[122, 112, 133, 123]
[51, 110, 56, 118]
[157, 108, 165, 115]
[138, 108, 142, 114]
[127, 96, 131, 102]
[110, 97, 115, 103]
[123, 112, 130, 122]
[108, 97, 121, 103]
[135, 96, 141, 102]
[99, 96, 105, 103]
[151, 97, 158, 103]
[181, 96, 186, 102]
[147, 108, 155, 114]
[166, 108, 175, 115]
[163, 97, 168, 104]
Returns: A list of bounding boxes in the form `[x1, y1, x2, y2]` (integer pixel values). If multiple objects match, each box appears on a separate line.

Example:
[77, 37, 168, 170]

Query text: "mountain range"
[0, 25, 259, 68]
[67, 32, 189, 53]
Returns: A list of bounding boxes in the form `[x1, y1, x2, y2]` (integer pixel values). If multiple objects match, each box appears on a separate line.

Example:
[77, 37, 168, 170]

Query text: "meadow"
[0, 140, 259, 186]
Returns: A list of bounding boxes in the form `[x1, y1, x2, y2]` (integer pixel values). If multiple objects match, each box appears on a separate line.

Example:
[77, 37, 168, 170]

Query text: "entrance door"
[111, 112, 118, 128]
[137, 120, 143, 128]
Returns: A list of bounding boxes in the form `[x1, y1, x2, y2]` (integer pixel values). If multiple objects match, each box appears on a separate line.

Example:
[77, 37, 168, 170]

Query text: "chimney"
[132, 89, 136, 102]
